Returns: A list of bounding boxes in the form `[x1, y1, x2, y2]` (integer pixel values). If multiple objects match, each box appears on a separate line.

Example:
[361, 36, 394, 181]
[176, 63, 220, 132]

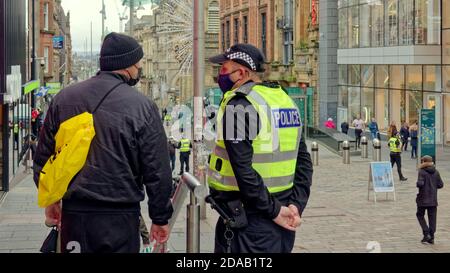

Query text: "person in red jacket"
[324, 118, 336, 129]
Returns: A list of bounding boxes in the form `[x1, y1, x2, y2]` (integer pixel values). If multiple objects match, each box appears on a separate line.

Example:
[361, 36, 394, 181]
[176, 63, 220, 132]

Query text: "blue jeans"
[370, 132, 378, 140]
[170, 154, 176, 171]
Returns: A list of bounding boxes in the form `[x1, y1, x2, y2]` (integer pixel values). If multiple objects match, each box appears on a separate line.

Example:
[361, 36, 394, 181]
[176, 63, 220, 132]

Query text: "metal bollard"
[361, 136, 368, 158]
[373, 138, 381, 162]
[311, 142, 319, 166]
[183, 172, 206, 253]
[342, 140, 350, 164]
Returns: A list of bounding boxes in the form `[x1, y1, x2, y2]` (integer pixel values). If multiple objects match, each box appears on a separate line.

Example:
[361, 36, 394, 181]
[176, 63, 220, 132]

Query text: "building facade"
[337, 0, 449, 144]
[137, 0, 220, 111]
[39, 0, 72, 87]
[219, 0, 318, 126]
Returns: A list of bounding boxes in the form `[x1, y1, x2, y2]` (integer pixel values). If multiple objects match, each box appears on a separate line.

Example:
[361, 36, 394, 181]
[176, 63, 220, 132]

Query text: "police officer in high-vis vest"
[177, 137, 192, 175]
[389, 133, 408, 181]
[208, 44, 313, 253]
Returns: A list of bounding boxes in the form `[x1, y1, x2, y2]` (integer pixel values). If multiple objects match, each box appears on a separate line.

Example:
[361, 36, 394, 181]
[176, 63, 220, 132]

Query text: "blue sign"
[53, 36, 64, 49]
[370, 162, 395, 193]
[272, 108, 302, 128]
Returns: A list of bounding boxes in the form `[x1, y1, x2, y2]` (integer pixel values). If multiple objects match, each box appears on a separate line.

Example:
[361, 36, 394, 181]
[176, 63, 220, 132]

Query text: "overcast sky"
[61, 0, 153, 53]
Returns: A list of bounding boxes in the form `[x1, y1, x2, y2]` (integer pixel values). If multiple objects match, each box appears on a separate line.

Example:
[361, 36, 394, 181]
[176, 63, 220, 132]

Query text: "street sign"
[53, 36, 64, 49]
[368, 162, 396, 202]
[46, 82, 61, 94]
[419, 109, 436, 163]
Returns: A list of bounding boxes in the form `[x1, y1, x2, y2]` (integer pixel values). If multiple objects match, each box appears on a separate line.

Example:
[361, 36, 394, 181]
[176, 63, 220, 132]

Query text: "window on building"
[361, 65, 374, 87]
[444, 30, 450, 64]
[349, 5, 359, 48]
[444, 66, 450, 92]
[243, 16, 248, 43]
[221, 23, 226, 50]
[385, 0, 398, 46]
[44, 47, 49, 73]
[362, 87, 374, 123]
[348, 87, 361, 120]
[375, 65, 389, 88]
[339, 65, 348, 85]
[226, 20, 231, 49]
[339, 86, 348, 108]
[399, 0, 414, 45]
[390, 65, 405, 89]
[376, 89, 389, 131]
[371, 2, 384, 47]
[406, 90, 422, 123]
[444, 0, 450, 29]
[406, 65, 423, 91]
[390, 89, 405, 126]
[261, 12, 267, 57]
[415, 0, 440, 45]
[348, 65, 360, 86]
[44, 2, 49, 31]
[283, 0, 294, 65]
[359, 3, 370, 47]
[338, 8, 348, 49]
[207, 1, 220, 33]
[234, 18, 239, 45]
[423, 66, 441, 92]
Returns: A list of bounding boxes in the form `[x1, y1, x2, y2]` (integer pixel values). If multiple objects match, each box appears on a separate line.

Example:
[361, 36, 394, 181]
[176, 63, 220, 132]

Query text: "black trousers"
[416, 206, 437, 237]
[180, 152, 190, 173]
[355, 129, 363, 148]
[390, 153, 404, 179]
[401, 138, 409, 151]
[214, 214, 295, 253]
[61, 204, 140, 253]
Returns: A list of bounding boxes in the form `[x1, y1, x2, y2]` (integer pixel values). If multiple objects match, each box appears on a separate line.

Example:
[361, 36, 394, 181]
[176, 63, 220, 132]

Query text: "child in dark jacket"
[416, 156, 444, 244]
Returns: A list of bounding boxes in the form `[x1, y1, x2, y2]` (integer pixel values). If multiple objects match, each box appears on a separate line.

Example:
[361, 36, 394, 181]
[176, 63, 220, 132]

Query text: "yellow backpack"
[38, 83, 123, 208]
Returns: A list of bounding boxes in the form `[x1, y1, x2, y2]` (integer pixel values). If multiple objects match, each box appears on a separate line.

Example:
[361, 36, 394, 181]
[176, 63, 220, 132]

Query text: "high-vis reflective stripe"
[180, 139, 191, 152]
[208, 83, 301, 194]
[213, 145, 298, 163]
[389, 138, 401, 153]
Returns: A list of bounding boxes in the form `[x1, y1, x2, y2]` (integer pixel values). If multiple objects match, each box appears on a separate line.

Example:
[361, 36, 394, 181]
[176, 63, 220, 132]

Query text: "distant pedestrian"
[388, 121, 398, 138]
[368, 118, 379, 140]
[168, 137, 177, 172]
[352, 115, 365, 149]
[416, 156, 444, 245]
[341, 121, 349, 135]
[410, 121, 419, 159]
[400, 122, 410, 151]
[324, 118, 336, 129]
[388, 133, 408, 182]
[177, 136, 192, 175]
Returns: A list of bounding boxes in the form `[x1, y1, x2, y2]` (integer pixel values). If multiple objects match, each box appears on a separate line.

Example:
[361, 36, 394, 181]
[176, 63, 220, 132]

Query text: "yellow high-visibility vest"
[389, 137, 402, 153]
[208, 83, 302, 194]
[180, 139, 191, 152]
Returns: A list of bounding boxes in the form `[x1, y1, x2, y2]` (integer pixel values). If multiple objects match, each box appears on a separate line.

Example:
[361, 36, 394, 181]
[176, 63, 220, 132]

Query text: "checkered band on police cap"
[226, 52, 257, 71]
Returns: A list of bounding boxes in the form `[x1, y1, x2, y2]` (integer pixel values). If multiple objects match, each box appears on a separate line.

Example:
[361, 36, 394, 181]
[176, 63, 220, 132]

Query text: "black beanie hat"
[100, 32, 144, 71]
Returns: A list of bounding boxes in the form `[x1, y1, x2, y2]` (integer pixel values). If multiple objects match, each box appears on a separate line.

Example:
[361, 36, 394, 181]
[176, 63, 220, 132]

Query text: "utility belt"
[390, 152, 401, 155]
[205, 195, 248, 253]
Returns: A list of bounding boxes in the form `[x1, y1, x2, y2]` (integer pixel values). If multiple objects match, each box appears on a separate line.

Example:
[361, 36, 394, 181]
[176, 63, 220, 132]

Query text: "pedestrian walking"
[400, 122, 410, 151]
[388, 133, 408, 182]
[410, 121, 419, 159]
[207, 44, 313, 253]
[352, 115, 365, 149]
[177, 136, 192, 175]
[341, 121, 349, 135]
[416, 156, 444, 245]
[168, 137, 177, 172]
[388, 121, 398, 138]
[34, 32, 173, 253]
[324, 118, 336, 129]
[368, 118, 379, 140]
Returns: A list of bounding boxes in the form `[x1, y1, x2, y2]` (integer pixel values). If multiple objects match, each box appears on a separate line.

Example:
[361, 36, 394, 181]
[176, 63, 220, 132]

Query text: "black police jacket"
[33, 72, 173, 225]
[210, 82, 313, 220]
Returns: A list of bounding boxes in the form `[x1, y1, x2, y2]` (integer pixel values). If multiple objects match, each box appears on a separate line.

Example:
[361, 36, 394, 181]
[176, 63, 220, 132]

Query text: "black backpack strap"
[92, 82, 124, 114]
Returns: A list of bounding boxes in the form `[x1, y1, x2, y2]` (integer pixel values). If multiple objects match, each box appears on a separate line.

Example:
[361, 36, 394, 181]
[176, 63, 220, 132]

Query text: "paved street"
[1, 139, 449, 253]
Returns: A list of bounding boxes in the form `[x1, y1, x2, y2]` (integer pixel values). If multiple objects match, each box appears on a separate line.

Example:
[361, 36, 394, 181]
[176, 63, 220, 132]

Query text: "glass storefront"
[338, 0, 441, 49]
[338, 64, 440, 133]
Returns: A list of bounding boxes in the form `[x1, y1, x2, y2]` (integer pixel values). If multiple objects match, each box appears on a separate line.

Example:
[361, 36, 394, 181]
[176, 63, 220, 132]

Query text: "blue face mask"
[217, 70, 239, 93]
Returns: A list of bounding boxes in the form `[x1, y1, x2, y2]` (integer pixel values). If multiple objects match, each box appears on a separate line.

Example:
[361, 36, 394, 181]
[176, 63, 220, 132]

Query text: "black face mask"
[126, 66, 142, 86]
